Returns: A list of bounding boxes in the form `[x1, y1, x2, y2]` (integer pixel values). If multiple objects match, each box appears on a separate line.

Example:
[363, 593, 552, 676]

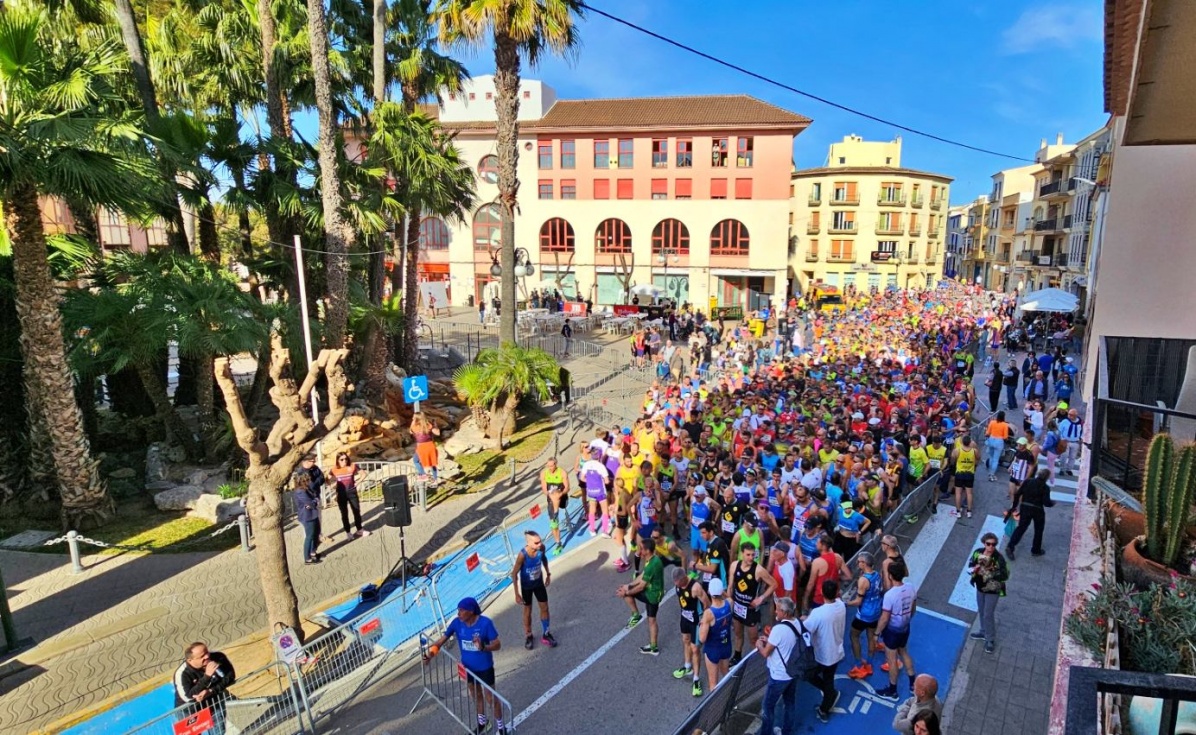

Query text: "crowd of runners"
[430, 282, 1079, 734]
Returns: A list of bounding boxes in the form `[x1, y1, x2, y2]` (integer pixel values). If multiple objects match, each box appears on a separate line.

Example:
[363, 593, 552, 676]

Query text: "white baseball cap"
[708, 578, 726, 596]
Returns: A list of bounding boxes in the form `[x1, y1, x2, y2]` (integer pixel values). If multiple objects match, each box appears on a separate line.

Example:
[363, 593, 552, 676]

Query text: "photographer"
[174, 642, 236, 721]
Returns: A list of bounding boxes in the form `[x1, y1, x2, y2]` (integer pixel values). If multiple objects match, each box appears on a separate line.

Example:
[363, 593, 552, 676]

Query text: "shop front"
[710, 270, 774, 312]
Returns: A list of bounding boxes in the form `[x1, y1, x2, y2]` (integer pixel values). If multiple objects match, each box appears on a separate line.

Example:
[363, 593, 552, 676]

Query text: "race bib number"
[733, 602, 748, 618]
[661, 480, 672, 491]
[702, 570, 713, 582]
[721, 519, 736, 534]
[526, 567, 541, 581]
[681, 609, 695, 622]
[929, 459, 941, 469]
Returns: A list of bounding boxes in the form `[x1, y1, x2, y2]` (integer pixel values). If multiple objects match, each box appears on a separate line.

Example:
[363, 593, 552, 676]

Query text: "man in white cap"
[698, 577, 734, 690]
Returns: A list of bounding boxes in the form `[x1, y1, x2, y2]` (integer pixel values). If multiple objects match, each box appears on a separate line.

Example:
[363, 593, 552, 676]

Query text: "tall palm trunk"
[112, 0, 191, 256]
[360, 0, 390, 404]
[402, 206, 422, 373]
[373, 0, 387, 103]
[6, 183, 112, 528]
[307, 0, 353, 348]
[22, 371, 54, 502]
[257, 0, 298, 279]
[493, 31, 520, 345]
[135, 361, 203, 463]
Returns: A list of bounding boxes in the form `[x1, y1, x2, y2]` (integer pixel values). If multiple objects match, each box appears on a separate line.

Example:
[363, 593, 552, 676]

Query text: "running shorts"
[881, 626, 910, 650]
[520, 584, 548, 606]
[954, 472, 975, 489]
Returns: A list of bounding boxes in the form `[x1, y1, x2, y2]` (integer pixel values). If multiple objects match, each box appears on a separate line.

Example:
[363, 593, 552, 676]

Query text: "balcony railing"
[808, 194, 821, 206]
[827, 223, 857, 234]
[826, 253, 855, 263]
[1093, 397, 1196, 496]
[910, 193, 924, 208]
[1063, 213, 1076, 230]
[1039, 179, 1066, 197]
[929, 198, 943, 210]
[806, 223, 820, 235]
[909, 226, 922, 237]
[877, 194, 906, 207]
[928, 227, 941, 240]
[1065, 666, 1196, 735]
[905, 252, 920, 264]
[804, 252, 819, 262]
[924, 253, 936, 264]
[875, 224, 904, 235]
[1056, 252, 1070, 267]
[1033, 218, 1058, 232]
[829, 194, 860, 206]
[1016, 250, 1037, 263]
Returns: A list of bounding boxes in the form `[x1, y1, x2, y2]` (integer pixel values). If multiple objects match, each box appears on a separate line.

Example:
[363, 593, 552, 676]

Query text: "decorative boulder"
[145, 443, 169, 482]
[192, 494, 246, 525]
[153, 485, 204, 511]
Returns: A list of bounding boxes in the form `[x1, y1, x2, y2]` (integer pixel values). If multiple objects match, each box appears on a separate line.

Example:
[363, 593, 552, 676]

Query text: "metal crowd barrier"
[414, 640, 516, 734]
[122, 660, 312, 735]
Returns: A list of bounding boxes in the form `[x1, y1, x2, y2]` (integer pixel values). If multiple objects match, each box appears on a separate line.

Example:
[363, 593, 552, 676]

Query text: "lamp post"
[489, 247, 535, 307]
[656, 248, 679, 304]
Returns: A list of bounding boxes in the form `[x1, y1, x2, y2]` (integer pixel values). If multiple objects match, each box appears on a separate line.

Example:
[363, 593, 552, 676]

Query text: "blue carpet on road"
[58, 684, 174, 735]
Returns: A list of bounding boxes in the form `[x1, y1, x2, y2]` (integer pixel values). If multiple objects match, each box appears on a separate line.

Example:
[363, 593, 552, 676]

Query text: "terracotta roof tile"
[1104, 0, 1145, 114]
[422, 95, 810, 133]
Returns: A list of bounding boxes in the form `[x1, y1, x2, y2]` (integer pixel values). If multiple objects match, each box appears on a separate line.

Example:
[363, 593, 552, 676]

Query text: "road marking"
[511, 588, 677, 728]
[1051, 476, 1079, 504]
[947, 515, 1006, 612]
[903, 511, 955, 592]
[916, 606, 969, 627]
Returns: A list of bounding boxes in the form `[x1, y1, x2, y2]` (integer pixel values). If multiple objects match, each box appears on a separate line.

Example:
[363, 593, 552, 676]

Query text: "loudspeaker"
[382, 476, 412, 527]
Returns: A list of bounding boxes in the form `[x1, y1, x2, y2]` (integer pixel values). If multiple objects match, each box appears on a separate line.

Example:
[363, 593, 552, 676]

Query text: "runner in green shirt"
[618, 539, 665, 655]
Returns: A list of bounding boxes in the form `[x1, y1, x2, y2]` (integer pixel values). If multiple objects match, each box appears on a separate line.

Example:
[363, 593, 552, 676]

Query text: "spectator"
[424, 597, 506, 735]
[912, 710, 943, 735]
[892, 674, 943, 735]
[755, 596, 802, 735]
[293, 470, 323, 564]
[804, 578, 846, 723]
[560, 318, 574, 357]
[1006, 468, 1054, 560]
[968, 532, 1009, 654]
[299, 453, 326, 508]
[330, 452, 368, 539]
[174, 641, 236, 720]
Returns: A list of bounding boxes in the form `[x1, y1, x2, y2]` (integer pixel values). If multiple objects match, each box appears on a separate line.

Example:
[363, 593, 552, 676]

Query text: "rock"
[440, 458, 463, 481]
[185, 469, 210, 486]
[146, 480, 175, 492]
[145, 443, 169, 482]
[192, 493, 246, 524]
[154, 484, 204, 511]
[164, 445, 187, 463]
[110, 468, 137, 480]
[443, 419, 486, 458]
[380, 448, 406, 461]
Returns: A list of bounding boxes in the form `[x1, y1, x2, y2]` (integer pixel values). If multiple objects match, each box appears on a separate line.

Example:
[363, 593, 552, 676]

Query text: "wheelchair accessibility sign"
[403, 375, 429, 404]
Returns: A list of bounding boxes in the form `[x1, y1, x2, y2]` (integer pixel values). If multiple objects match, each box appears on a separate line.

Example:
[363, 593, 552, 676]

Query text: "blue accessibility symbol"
[402, 375, 429, 404]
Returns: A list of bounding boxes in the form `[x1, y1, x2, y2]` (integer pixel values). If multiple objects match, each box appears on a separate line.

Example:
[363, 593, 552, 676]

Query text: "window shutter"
[617, 179, 634, 199]
[734, 178, 753, 199]
[594, 179, 610, 199]
[711, 178, 728, 198]
[676, 179, 692, 197]
[651, 179, 668, 195]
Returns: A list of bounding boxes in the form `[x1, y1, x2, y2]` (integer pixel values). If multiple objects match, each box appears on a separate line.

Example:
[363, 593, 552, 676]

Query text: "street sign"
[402, 375, 429, 404]
[871, 252, 892, 263]
[172, 709, 214, 735]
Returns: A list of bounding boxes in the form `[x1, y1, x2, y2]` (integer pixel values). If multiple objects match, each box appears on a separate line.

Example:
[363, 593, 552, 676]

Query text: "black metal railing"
[1034, 218, 1058, 232]
[1066, 666, 1196, 735]
[1093, 397, 1196, 495]
[1040, 179, 1065, 197]
[1105, 336, 1196, 408]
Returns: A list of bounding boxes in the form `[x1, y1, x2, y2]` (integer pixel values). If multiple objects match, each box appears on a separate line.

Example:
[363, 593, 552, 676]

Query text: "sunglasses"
[984, 541, 997, 547]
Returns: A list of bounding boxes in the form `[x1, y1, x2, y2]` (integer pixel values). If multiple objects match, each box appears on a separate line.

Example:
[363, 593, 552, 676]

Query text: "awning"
[710, 268, 776, 277]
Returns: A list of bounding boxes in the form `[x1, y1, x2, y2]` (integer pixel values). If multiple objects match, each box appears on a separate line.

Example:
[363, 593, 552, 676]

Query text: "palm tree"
[0, 3, 159, 527]
[366, 104, 475, 380]
[306, 0, 355, 348]
[453, 344, 557, 448]
[434, 0, 582, 345]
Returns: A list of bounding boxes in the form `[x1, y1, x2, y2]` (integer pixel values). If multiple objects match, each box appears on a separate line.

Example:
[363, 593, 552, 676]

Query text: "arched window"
[419, 217, 450, 250]
[472, 203, 501, 250]
[710, 219, 750, 255]
[595, 218, 632, 253]
[539, 218, 574, 253]
[478, 155, 499, 184]
[652, 218, 690, 255]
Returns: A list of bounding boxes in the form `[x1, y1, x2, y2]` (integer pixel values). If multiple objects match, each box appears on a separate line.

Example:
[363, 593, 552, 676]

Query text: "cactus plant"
[1143, 434, 1173, 562]
[1163, 444, 1196, 567]
[1141, 434, 1196, 569]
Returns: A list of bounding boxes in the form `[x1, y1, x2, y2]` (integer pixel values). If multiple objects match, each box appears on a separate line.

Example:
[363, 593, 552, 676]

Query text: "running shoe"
[969, 632, 985, 641]
[600, 531, 613, 539]
[692, 680, 703, 697]
[730, 651, 742, 665]
[903, 514, 919, 524]
[614, 559, 630, 573]
[550, 547, 563, 557]
[876, 685, 900, 701]
[967, 510, 974, 519]
[475, 722, 491, 734]
[815, 706, 829, 724]
[848, 663, 873, 679]
[673, 667, 691, 679]
[524, 635, 533, 650]
[984, 641, 995, 654]
[949, 509, 959, 517]
[880, 660, 904, 672]
[627, 613, 643, 629]
[639, 645, 660, 656]
[542, 632, 558, 648]
[496, 726, 507, 735]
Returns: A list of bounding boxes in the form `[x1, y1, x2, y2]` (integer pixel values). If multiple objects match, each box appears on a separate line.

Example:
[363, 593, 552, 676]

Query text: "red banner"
[563, 301, 587, 316]
[529, 504, 542, 519]
[465, 552, 480, 572]
[613, 305, 640, 316]
[172, 708, 214, 735]
[359, 618, 381, 635]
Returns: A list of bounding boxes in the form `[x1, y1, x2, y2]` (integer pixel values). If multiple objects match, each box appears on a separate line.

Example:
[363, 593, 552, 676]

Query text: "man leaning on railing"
[174, 642, 236, 729]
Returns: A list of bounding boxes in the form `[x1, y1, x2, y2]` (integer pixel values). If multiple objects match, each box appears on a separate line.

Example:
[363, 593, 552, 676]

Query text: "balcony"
[829, 194, 860, 206]
[806, 223, 820, 235]
[805, 251, 819, 262]
[997, 249, 1012, 264]
[877, 194, 906, 207]
[1016, 250, 1037, 263]
[826, 254, 855, 263]
[808, 193, 821, 206]
[1039, 179, 1064, 198]
[925, 253, 937, 264]
[1035, 253, 1053, 267]
[1033, 218, 1059, 232]
[1056, 252, 1070, 267]
[827, 223, 857, 235]
[909, 226, 922, 237]
[910, 193, 924, 208]
[905, 252, 920, 264]
[928, 227, 941, 240]
[929, 198, 943, 211]
[875, 223, 904, 236]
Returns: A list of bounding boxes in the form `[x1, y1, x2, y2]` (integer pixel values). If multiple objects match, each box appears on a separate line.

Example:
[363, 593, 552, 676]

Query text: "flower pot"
[1121, 537, 1194, 589]
[1105, 501, 1146, 548]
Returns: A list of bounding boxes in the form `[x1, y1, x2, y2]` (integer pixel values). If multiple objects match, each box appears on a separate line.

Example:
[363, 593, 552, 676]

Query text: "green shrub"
[1067, 579, 1196, 675]
[217, 480, 248, 500]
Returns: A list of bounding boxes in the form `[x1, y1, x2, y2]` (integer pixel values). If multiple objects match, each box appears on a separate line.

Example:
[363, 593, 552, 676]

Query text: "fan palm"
[433, 0, 583, 345]
[453, 344, 557, 448]
[0, 2, 162, 527]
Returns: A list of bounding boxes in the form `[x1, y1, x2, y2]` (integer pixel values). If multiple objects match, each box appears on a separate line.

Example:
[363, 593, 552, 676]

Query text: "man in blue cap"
[424, 597, 505, 734]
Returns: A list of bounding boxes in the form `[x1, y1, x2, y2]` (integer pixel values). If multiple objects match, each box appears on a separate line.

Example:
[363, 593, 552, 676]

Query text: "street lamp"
[490, 247, 535, 278]
[656, 249, 679, 303]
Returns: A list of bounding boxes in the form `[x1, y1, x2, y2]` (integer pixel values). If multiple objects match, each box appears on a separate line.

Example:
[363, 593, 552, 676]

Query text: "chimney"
[1056, 133, 1064, 145]
[1039, 138, 1047, 149]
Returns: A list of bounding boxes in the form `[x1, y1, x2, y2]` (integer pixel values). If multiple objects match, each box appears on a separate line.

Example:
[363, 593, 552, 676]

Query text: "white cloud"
[1001, 4, 1103, 54]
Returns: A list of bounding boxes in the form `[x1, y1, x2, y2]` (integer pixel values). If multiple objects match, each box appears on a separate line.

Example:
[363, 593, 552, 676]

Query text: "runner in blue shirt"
[424, 597, 506, 734]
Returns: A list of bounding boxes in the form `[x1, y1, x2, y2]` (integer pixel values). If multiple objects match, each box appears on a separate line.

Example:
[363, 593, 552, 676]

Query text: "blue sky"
[455, 0, 1108, 204]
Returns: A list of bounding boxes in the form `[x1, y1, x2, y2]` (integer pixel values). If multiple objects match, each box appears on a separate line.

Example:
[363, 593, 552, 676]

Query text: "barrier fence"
[415, 639, 516, 734]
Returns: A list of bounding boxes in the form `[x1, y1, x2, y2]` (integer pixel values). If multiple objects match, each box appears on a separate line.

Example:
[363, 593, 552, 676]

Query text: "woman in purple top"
[580, 447, 611, 537]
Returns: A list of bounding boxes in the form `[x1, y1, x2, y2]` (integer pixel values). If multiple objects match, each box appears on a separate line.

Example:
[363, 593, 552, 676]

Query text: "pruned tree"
[551, 250, 575, 295]
[214, 333, 349, 636]
[615, 251, 635, 304]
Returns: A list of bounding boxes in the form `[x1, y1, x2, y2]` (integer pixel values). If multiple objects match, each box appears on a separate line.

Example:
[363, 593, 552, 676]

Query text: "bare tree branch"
[214, 357, 268, 464]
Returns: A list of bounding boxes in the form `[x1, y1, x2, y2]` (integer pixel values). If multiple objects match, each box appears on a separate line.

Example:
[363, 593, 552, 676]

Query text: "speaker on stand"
[381, 476, 415, 588]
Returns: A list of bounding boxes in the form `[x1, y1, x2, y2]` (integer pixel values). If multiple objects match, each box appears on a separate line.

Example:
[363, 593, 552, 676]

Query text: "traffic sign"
[402, 375, 429, 404]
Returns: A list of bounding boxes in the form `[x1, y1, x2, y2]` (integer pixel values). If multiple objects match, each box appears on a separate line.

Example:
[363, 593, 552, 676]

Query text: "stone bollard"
[66, 530, 83, 574]
[238, 514, 251, 552]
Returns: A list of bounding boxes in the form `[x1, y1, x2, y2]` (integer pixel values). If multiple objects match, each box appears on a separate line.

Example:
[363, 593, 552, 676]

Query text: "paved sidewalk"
[0, 362, 643, 734]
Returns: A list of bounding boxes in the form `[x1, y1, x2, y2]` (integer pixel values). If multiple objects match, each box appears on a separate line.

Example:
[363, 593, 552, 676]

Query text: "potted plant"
[1120, 434, 1196, 589]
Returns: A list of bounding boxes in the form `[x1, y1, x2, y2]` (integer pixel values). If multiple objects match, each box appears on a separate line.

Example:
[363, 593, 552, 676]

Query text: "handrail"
[1095, 396, 1196, 420]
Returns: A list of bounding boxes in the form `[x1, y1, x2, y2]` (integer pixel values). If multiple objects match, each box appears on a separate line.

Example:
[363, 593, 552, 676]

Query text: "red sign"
[529, 504, 542, 519]
[458, 662, 468, 680]
[613, 305, 640, 317]
[465, 552, 480, 572]
[359, 618, 381, 635]
[173, 708, 214, 735]
[563, 301, 587, 316]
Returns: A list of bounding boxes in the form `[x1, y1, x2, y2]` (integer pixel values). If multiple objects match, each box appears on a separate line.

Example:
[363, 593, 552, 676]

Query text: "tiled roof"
[1104, 0, 1145, 114]
[790, 166, 954, 183]
[422, 95, 811, 132]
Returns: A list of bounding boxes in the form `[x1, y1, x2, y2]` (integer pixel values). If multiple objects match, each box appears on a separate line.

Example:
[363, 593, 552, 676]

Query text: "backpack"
[778, 620, 817, 681]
